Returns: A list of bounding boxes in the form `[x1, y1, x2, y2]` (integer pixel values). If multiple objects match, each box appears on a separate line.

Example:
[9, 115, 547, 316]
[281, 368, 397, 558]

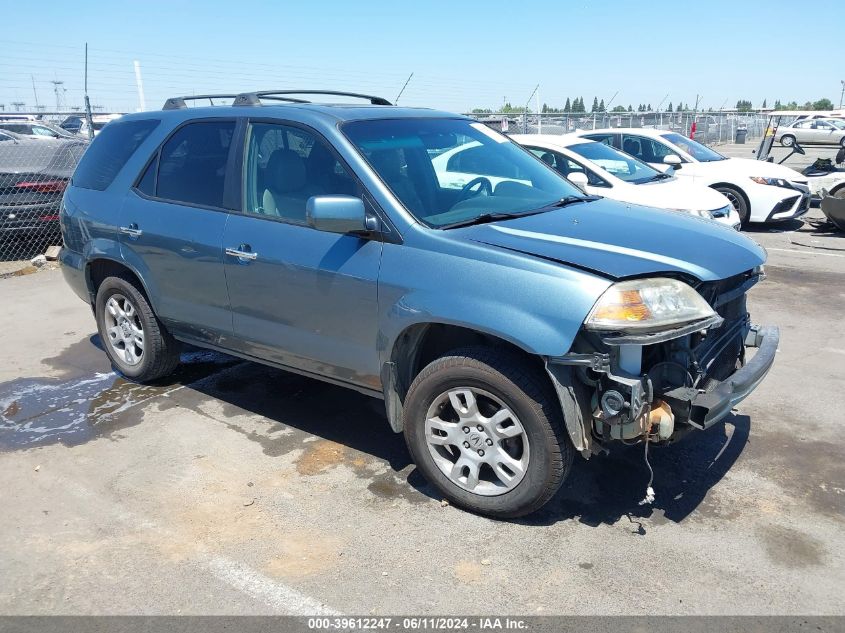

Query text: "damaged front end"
[547, 267, 779, 456]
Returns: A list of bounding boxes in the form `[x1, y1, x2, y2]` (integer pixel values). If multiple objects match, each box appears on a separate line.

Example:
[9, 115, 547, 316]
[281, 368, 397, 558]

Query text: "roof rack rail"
[162, 94, 242, 110]
[232, 90, 392, 107]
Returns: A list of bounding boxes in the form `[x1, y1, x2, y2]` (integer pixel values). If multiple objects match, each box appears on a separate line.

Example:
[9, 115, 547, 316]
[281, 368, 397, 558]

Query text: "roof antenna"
[394, 72, 414, 104]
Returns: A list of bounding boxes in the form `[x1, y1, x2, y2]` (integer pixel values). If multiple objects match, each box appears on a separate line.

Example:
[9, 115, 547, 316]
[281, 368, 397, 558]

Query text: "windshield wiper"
[440, 196, 599, 230]
[440, 211, 541, 230]
[648, 172, 672, 182]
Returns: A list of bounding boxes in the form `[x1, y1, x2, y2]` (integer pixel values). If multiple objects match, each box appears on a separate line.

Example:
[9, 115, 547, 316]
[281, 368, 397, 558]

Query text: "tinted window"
[156, 120, 235, 208]
[244, 122, 356, 222]
[582, 133, 615, 146]
[73, 119, 160, 191]
[136, 157, 156, 196]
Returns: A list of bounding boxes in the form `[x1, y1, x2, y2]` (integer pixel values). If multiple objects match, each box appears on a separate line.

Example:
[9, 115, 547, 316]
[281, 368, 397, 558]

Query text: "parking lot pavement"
[0, 213, 843, 616]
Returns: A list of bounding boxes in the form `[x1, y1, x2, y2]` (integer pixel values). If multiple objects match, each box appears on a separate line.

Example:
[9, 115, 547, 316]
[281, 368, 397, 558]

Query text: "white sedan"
[572, 128, 811, 224]
[510, 134, 740, 229]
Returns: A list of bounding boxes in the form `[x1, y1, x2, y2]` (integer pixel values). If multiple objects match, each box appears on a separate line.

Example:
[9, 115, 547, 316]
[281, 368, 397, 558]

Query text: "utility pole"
[50, 80, 65, 110]
[840, 80, 844, 109]
[84, 44, 95, 140]
[134, 60, 147, 112]
[31, 76, 39, 109]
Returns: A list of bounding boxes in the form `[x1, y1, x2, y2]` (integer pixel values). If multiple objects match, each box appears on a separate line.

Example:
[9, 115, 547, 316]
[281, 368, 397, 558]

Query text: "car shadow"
[519, 414, 750, 529]
[39, 335, 749, 525]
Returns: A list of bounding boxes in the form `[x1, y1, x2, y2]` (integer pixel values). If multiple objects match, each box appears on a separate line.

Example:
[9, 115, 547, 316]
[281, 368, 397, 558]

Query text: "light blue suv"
[60, 90, 778, 518]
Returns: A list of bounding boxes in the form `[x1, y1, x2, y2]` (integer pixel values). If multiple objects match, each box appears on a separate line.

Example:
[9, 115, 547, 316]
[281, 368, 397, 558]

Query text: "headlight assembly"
[749, 176, 791, 188]
[585, 278, 716, 333]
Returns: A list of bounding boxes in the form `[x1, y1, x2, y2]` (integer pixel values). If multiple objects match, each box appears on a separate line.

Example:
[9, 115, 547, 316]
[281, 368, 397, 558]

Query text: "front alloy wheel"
[403, 347, 572, 518]
[425, 387, 530, 496]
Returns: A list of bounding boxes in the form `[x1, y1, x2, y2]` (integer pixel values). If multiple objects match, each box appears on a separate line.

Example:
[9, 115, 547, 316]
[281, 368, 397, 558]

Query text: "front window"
[567, 141, 663, 184]
[660, 132, 726, 162]
[342, 118, 583, 228]
[244, 122, 356, 223]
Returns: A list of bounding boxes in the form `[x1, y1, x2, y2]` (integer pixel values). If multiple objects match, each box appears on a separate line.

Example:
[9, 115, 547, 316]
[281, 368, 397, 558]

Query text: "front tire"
[714, 185, 750, 225]
[402, 347, 572, 518]
[95, 275, 180, 382]
[780, 135, 795, 147]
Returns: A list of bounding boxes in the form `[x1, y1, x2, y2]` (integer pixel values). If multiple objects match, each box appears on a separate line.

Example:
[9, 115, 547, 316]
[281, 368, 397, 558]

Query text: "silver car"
[776, 118, 845, 147]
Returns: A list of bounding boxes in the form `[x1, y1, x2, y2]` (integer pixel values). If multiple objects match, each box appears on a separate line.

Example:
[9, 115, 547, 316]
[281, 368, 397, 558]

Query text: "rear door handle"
[225, 246, 258, 261]
[119, 223, 142, 238]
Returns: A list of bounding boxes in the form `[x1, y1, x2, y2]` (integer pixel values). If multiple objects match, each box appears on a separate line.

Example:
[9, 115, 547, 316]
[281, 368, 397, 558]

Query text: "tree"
[611, 105, 627, 112]
[812, 98, 834, 110]
[667, 101, 673, 112]
[773, 99, 782, 110]
[564, 97, 571, 112]
[676, 102, 683, 112]
[591, 96, 599, 112]
[735, 99, 753, 112]
[762, 98, 767, 109]
[598, 99, 605, 112]
[471, 108, 493, 114]
[627, 104, 633, 112]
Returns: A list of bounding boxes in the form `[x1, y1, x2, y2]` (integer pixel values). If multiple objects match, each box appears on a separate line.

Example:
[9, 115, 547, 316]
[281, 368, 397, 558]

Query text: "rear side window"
[72, 119, 159, 191]
[155, 120, 235, 208]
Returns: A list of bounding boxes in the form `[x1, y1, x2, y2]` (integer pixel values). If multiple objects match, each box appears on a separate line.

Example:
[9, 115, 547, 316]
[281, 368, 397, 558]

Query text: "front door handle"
[225, 246, 258, 262]
[119, 223, 142, 238]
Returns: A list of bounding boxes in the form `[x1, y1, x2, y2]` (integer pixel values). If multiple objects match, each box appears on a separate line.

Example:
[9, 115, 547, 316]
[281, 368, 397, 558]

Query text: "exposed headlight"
[750, 176, 791, 188]
[670, 208, 713, 219]
[585, 278, 716, 332]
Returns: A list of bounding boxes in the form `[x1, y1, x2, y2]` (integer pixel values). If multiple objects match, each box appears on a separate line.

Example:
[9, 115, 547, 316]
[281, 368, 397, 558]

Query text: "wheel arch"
[86, 257, 156, 309]
[381, 321, 553, 435]
[710, 182, 751, 218]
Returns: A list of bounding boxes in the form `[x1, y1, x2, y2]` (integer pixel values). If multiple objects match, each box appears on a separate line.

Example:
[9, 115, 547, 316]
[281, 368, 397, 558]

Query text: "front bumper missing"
[661, 325, 779, 429]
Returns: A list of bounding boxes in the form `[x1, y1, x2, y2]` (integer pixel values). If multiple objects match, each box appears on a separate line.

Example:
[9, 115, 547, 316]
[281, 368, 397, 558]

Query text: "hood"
[620, 178, 730, 212]
[721, 157, 806, 181]
[459, 198, 765, 281]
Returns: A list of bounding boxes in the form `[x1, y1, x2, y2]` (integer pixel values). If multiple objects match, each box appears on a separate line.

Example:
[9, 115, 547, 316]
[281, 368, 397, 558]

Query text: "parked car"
[510, 134, 740, 229]
[0, 120, 82, 140]
[59, 113, 122, 137]
[1, 130, 87, 243]
[60, 90, 778, 518]
[573, 128, 810, 224]
[775, 119, 845, 147]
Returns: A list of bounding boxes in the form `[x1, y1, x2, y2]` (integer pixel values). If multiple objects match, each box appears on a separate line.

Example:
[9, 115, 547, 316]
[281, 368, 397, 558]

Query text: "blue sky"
[1, 0, 841, 113]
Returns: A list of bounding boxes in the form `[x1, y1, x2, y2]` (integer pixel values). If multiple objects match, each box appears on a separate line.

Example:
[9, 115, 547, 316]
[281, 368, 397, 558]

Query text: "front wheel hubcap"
[424, 387, 530, 496]
[104, 294, 145, 366]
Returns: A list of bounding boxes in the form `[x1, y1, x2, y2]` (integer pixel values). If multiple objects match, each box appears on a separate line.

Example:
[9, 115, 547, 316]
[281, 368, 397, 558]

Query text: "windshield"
[660, 132, 726, 162]
[567, 141, 663, 184]
[342, 118, 584, 228]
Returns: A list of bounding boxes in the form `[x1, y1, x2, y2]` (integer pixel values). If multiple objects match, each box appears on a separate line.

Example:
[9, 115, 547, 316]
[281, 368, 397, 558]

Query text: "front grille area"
[771, 195, 800, 216]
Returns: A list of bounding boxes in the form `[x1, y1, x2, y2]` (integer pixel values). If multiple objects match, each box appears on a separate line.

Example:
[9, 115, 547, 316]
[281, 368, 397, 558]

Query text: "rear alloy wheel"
[95, 275, 180, 382]
[715, 185, 749, 225]
[780, 135, 795, 147]
[403, 347, 572, 518]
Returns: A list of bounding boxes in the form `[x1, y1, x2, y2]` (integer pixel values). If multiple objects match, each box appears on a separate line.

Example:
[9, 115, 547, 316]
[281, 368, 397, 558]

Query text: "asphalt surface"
[0, 209, 843, 616]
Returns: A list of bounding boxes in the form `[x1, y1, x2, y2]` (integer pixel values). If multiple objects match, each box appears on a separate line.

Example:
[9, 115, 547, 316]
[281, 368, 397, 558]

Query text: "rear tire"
[95, 275, 180, 382]
[714, 185, 750, 225]
[402, 346, 572, 519]
[780, 135, 795, 147]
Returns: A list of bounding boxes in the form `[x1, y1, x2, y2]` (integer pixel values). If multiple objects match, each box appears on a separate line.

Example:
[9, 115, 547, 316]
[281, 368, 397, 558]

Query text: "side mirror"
[306, 195, 372, 234]
[663, 154, 682, 167]
[567, 171, 590, 188]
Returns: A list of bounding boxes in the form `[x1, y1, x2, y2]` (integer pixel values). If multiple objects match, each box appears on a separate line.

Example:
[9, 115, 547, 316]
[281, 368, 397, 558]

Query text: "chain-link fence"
[470, 111, 768, 145]
[0, 116, 90, 264]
